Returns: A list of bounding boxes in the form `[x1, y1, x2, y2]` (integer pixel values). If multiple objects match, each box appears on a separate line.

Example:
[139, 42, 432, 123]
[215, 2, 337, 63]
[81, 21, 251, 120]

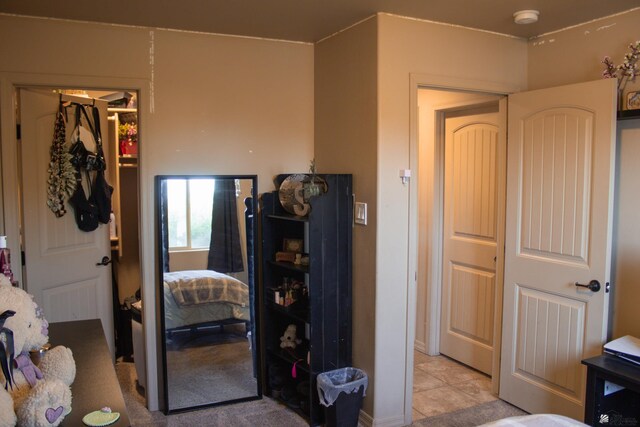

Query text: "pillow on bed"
[165, 270, 249, 307]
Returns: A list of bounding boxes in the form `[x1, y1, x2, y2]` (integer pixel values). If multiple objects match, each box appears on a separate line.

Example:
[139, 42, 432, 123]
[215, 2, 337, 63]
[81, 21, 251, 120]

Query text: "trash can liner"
[317, 367, 368, 407]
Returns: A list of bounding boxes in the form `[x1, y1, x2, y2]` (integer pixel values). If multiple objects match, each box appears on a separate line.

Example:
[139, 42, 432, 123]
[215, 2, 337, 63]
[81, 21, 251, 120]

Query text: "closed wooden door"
[440, 107, 501, 375]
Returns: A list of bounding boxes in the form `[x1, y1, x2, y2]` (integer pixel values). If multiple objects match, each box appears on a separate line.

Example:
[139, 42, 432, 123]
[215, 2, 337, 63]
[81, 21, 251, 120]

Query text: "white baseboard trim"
[359, 410, 374, 426]
[414, 340, 427, 354]
[359, 410, 406, 427]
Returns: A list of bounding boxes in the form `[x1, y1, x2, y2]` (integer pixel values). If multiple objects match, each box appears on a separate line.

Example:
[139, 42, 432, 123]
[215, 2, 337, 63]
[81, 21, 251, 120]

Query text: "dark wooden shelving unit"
[618, 109, 640, 121]
[260, 174, 352, 426]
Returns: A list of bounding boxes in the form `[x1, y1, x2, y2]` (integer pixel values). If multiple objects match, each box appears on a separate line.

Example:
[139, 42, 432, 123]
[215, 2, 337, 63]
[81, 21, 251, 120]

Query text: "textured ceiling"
[1, 0, 638, 42]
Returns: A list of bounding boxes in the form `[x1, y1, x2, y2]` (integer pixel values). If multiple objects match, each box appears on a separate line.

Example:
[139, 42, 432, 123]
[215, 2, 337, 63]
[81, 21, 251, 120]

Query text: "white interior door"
[440, 107, 500, 375]
[20, 89, 114, 355]
[499, 79, 617, 419]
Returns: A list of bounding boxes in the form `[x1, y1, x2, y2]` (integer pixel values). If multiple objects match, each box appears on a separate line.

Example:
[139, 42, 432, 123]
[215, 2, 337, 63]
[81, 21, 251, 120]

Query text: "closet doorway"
[95, 89, 143, 370]
[414, 88, 506, 381]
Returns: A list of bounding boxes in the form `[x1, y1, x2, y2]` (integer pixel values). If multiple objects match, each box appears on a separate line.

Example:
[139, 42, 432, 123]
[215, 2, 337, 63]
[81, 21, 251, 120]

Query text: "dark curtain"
[207, 179, 244, 273]
[161, 180, 170, 272]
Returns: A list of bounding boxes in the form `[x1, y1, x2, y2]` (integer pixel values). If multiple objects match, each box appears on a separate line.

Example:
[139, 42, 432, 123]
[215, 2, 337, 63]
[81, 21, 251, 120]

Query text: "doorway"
[88, 89, 143, 363]
[16, 86, 144, 399]
[413, 87, 506, 418]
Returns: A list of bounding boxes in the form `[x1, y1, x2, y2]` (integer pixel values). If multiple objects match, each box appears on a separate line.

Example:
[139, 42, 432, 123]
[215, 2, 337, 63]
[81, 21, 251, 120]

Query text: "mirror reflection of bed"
[157, 176, 260, 412]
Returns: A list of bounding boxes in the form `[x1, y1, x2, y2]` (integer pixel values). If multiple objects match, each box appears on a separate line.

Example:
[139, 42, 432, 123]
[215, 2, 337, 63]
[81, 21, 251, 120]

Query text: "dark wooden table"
[49, 319, 130, 427]
[582, 353, 640, 426]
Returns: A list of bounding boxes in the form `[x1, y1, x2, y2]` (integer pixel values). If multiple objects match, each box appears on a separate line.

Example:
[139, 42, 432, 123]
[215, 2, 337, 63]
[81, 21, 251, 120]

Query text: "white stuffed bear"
[280, 324, 302, 349]
[0, 274, 76, 427]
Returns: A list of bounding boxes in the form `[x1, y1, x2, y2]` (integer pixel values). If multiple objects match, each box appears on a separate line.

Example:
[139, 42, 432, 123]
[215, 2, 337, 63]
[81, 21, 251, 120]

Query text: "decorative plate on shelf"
[279, 174, 310, 216]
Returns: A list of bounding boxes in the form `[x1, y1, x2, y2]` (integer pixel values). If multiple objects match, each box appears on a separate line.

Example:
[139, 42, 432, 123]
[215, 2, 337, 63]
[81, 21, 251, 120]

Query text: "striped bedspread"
[165, 270, 248, 307]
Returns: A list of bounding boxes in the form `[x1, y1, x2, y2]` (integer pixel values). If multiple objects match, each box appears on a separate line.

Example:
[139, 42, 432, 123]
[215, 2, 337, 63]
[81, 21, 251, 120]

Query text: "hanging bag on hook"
[46, 98, 76, 217]
[69, 169, 100, 232]
[68, 104, 100, 232]
[67, 103, 113, 231]
[90, 105, 113, 224]
[68, 103, 98, 171]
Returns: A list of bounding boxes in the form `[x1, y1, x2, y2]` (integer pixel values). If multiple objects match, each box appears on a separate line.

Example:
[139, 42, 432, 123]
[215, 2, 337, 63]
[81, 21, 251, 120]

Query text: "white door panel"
[440, 109, 500, 375]
[500, 78, 617, 419]
[20, 89, 114, 355]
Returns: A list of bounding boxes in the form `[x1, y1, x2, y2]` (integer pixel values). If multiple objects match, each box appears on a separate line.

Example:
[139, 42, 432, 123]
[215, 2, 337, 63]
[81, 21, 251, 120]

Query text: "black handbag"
[69, 170, 100, 232]
[90, 106, 113, 224]
[67, 104, 113, 231]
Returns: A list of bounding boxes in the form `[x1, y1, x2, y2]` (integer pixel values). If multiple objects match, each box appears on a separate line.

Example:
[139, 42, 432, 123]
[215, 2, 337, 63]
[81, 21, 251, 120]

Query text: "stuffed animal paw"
[16, 379, 72, 427]
[39, 346, 75, 387]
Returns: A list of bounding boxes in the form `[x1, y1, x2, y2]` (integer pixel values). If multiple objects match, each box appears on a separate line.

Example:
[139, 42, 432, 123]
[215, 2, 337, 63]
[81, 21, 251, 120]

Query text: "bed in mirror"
[155, 175, 260, 413]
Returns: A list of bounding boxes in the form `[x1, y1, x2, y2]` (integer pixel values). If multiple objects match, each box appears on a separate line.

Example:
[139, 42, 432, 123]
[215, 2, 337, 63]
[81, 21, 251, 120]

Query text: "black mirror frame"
[154, 174, 261, 414]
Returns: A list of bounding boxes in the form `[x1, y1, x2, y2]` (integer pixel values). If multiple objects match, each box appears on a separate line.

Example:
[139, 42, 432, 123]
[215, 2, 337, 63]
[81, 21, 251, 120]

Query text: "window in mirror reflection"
[167, 179, 215, 250]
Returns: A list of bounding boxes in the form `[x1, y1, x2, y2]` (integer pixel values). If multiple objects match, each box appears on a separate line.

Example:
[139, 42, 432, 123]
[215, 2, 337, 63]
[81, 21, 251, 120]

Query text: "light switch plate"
[355, 202, 367, 225]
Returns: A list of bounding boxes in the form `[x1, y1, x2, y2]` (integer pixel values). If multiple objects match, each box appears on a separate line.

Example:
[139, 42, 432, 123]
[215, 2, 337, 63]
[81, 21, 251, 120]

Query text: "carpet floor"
[117, 358, 525, 426]
[116, 362, 308, 427]
[412, 399, 527, 426]
[165, 328, 256, 410]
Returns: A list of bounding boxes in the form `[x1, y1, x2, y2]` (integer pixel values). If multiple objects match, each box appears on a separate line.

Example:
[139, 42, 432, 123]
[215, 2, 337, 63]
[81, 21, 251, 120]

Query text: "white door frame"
[0, 72, 158, 410]
[405, 73, 522, 424]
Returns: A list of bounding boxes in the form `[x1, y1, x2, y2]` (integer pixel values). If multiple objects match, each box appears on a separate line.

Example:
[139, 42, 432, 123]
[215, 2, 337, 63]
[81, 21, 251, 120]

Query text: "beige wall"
[314, 16, 378, 416]
[375, 14, 527, 425]
[169, 250, 208, 271]
[613, 122, 640, 339]
[0, 14, 314, 411]
[526, 9, 640, 340]
[528, 9, 640, 95]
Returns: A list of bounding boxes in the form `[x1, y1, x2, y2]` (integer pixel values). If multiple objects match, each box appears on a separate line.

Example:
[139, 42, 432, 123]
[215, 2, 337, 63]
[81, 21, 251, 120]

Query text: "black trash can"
[317, 367, 368, 427]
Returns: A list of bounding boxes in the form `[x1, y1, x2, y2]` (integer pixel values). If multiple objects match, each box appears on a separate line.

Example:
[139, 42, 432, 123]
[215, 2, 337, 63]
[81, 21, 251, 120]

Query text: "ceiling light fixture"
[513, 10, 539, 25]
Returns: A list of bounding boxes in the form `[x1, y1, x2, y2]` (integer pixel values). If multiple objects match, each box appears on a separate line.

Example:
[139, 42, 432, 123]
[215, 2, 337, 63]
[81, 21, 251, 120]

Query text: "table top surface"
[582, 353, 640, 386]
[49, 319, 130, 427]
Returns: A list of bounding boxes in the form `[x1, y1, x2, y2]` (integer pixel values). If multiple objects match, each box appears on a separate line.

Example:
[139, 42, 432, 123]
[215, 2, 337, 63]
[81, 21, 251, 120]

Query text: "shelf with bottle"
[266, 281, 310, 324]
[268, 301, 309, 324]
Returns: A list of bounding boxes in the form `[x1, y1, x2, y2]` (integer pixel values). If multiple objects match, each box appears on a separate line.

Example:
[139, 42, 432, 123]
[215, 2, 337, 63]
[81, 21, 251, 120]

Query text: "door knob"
[96, 256, 112, 266]
[575, 279, 601, 292]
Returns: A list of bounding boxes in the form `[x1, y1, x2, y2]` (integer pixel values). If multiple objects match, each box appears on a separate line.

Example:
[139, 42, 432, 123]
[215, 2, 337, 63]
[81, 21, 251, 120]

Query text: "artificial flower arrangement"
[118, 122, 137, 156]
[602, 40, 640, 109]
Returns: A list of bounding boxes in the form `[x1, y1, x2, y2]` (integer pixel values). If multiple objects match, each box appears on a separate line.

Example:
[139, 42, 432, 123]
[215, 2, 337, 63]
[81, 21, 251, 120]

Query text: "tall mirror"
[156, 175, 260, 413]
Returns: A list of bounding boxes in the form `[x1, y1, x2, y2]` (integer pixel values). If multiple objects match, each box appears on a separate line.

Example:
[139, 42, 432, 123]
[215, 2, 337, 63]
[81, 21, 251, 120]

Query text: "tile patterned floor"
[413, 351, 497, 421]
